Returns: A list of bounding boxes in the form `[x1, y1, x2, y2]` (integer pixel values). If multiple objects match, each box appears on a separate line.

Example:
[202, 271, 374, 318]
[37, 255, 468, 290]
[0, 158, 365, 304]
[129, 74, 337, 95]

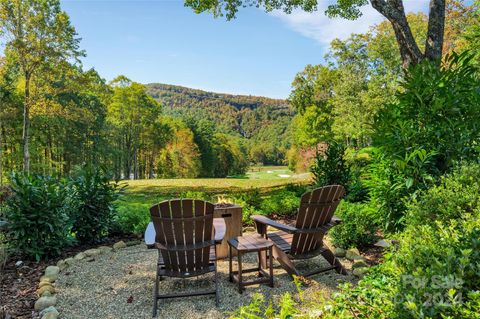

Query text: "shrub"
[330, 201, 379, 249]
[4, 173, 71, 260]
[344, 148, 371, 203]
[406, 162, 480, 227]
[70, 167, 123, 244]
[260, 190, 300, 218]
[323, 163, 480, 319]
[365, 148, 437, 231]
[311, 141, 350, 188]
[179, 191, 212, 201]
[373, 52, 480, 174]
[113, 203, 150, 235]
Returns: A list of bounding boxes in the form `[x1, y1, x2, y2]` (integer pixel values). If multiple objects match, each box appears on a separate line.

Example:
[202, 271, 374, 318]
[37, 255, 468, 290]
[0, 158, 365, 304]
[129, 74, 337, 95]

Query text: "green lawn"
[120, 166, 310, 206]
[114, 166, 310, 234]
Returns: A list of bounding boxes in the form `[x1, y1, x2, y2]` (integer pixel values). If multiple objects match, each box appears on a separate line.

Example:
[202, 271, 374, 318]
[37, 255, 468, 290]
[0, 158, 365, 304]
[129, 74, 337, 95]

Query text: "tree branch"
[425, 0, 446, 63]
[371, 0, 423, 67]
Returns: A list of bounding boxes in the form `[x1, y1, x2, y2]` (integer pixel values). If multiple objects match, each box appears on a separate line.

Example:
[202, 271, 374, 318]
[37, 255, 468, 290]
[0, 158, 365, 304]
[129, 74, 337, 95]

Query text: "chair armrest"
[251, 215, 297, 234]
[213, 218, 226, 244]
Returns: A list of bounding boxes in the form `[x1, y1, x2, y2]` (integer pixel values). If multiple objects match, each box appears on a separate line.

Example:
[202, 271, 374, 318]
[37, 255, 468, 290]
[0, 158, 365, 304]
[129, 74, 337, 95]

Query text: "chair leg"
[152, 266, 160, 318]
[271, 246, 299, 277]
[320, 247, 347, 275]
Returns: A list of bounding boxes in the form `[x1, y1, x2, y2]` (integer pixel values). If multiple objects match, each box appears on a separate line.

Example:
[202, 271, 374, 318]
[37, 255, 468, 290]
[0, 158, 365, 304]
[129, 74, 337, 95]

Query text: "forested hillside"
[146, 83, 295, 165]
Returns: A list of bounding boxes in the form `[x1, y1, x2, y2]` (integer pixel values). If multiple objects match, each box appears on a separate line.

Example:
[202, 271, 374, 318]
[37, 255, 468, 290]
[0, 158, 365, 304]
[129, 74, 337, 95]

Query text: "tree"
[185, 0, 447, 68]
[0, 0, 83, 172]
[107, 76, 163, 179]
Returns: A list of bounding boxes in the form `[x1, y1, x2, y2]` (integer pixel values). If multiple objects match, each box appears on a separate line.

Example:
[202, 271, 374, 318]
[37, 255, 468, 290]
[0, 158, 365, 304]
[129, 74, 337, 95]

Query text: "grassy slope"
[121, 166, 310, 207]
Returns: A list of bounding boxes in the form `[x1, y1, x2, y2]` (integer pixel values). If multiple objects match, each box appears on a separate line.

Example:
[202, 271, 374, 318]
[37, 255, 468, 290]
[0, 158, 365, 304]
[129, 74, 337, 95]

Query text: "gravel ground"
[55, 243, 355, 319]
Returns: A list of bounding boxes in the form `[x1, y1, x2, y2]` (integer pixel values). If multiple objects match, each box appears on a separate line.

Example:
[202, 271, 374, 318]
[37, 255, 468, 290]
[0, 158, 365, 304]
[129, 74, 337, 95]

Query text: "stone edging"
[34, 240, 140, 319]
[333, 246, 371, 277]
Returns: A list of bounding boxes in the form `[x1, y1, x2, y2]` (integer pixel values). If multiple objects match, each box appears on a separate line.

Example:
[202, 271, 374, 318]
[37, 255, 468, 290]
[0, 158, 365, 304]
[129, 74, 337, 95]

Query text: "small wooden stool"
[227, 235, 274, 293]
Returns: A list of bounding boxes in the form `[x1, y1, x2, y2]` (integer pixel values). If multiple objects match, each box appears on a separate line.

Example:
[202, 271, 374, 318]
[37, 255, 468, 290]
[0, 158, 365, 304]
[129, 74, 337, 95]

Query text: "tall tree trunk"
[23, 72, 31, 173]
[425, 0, 446, 63]
[371, 0, 424, 68]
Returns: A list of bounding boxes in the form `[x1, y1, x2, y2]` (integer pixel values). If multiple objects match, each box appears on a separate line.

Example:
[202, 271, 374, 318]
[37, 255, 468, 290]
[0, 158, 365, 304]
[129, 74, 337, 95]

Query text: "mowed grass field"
[121, 166, 311, 206]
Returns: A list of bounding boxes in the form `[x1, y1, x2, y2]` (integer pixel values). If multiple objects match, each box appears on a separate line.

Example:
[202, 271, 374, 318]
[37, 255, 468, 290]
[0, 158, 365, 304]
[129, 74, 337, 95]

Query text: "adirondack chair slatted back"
[291, 185, 345, 255]
[150, 199, 215, 275]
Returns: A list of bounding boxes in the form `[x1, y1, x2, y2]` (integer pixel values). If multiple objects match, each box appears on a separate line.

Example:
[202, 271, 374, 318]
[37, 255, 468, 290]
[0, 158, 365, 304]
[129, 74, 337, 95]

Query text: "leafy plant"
[374, 51, 480, 175]
[113, 203, 150, 235]
[4, 173, 71, 260]
[365, 148, 437, 231]
[311, 141, 350, 188]
[70, 167, 123, 244]
[260, 190, 300, 218]
[323, 163, 480, 319]
[330, 201, 379, 249]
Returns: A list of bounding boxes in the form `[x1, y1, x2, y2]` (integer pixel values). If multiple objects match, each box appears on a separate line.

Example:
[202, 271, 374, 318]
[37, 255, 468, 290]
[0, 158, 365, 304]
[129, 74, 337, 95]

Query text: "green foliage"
[374, 52, 480, 173]
[323, 163, 480, 319]
[229, 292, 298, 319]
[368, 52, 480, 231]
[365, 148, 437, 231]
[147, 83, 293, 167]
[260, 190, 300, 218]
[330, 201, 379, 249]
[4, 173, 71, 260]
[113, 203, 150, 235]
[70, 167, 123, 244]
[406, 162, 480, 228]
[311, 141, 350, 188]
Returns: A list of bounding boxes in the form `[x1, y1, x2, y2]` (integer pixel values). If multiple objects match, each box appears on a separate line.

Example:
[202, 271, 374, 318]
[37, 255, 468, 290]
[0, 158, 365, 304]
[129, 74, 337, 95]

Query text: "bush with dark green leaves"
[330, 201, 379, 249]
[113, 203, 150, 235]
[366, 52, 480, 231]
[311, 141, 350, 188]
[70, 167, 123, 243]
[324, 163, 480, 319]
[233, 163, 480, 319]
[260, 190, 300, 218]
[4, 173, 71, 261]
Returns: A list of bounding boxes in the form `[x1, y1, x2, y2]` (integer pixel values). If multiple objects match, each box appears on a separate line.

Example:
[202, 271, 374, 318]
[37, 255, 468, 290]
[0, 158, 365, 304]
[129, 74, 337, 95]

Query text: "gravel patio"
[54, 243, 356, 318]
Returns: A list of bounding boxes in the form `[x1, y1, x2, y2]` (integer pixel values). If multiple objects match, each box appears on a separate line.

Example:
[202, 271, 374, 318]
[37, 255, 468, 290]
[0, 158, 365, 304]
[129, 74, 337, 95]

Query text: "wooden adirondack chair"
[150, 199, 225, 317]
[252, 185, 347, 277]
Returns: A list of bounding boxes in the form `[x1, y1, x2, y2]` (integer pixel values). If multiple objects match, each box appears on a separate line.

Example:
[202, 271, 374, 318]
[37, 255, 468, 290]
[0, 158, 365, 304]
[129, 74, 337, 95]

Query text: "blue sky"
[62, 0, 429, 99]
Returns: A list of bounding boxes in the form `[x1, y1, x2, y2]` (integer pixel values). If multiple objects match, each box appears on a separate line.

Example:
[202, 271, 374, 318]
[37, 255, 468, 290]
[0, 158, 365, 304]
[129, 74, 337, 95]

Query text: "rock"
[333, 247, 346, 257]
[353, 267, 368, 278]
[126, 240, 142, 247]
[40, 306, 59, 317]
[56, 259, 67, 271]
[352, 259, 369, 269]
[38, 280, 52, 288]
[84, 248, 101, 257]
[41, 313, 59, 319]
[98, 246, 113, 253]
[74, 252, 86, 260]
[34, 296, 57, 311]
[345, 248, 363, 260]
[113, 241, 127, 250]
[37, 285, 55, 296]
[15, 260, 23, 267]
[44, 266, 60, 282]
[64, 257, 77, 266]
[374, 239, 391, 248]
[41, 291, 52, 297]
[39, 276, 52, 283]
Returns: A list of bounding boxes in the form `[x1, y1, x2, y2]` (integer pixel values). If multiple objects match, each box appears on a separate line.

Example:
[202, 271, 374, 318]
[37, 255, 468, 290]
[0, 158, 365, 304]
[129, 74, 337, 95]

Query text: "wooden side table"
[227, 235, 274, 293]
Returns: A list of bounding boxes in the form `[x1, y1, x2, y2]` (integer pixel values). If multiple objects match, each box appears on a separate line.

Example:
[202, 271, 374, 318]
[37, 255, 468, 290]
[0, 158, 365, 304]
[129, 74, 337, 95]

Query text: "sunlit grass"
[120, 166, 311, 207]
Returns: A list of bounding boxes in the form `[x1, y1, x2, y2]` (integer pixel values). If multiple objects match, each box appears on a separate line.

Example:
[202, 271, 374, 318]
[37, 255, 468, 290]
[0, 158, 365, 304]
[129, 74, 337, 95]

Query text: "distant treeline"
[0, 66, 294, 180]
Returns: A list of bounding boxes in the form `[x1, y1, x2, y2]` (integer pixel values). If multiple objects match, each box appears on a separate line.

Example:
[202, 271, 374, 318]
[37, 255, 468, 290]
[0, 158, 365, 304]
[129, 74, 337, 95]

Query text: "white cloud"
[271, 1, 430, 46]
